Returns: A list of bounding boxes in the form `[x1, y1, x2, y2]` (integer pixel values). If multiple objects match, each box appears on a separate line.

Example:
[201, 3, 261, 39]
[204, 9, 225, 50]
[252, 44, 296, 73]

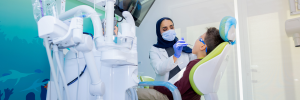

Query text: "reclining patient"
[137, 27, 225, 100]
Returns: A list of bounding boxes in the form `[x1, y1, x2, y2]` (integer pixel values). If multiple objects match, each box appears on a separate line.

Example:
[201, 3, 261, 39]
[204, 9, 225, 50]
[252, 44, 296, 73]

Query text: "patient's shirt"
[154, 59, 202, 100]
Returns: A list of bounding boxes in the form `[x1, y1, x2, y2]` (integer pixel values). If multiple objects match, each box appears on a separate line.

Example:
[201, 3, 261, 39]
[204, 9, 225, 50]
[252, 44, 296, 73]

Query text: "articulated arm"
[75, 34, 105, 96]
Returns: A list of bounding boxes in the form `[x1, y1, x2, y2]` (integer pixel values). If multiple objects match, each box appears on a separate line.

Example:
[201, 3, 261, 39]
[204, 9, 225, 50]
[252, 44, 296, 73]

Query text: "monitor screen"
[114, 0, 155, 27]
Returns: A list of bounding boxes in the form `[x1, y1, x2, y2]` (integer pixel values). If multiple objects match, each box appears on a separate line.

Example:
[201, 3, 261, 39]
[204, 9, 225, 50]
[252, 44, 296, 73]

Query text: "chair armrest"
[138, 81, 182, 100]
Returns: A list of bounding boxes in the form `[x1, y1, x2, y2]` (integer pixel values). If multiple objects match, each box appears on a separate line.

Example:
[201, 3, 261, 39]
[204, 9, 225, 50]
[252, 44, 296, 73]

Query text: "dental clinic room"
[1, 0, 300, 100]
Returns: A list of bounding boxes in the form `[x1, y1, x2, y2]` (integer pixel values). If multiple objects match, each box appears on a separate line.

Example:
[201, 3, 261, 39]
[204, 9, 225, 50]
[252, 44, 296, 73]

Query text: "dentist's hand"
[173, 37, 188, 58]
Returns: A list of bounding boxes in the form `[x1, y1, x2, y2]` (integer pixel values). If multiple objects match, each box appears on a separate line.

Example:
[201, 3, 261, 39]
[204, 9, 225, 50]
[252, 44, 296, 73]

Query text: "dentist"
[149, 17, 196, 83]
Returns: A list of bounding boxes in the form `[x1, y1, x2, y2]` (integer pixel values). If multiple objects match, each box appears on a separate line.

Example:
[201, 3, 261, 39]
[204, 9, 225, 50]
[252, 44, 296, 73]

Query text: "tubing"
[53, 50, 63, 99]
[58, 50, 65, 98]
[75, 49, 80, 100]
[53, 45, 70, 100]
[129, 88, 136, 100]
[131, 88, 138, 100]
[135, 89, 138, 100]
[44, 39, 63, 100]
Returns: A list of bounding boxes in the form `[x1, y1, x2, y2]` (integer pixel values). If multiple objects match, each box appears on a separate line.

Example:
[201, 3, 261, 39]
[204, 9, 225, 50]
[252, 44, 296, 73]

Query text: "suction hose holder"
[53, 17, 83, 45]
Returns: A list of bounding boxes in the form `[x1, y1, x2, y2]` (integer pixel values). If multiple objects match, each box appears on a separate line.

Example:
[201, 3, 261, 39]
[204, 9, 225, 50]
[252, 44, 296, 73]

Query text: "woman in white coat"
[150, 17, 196, 84]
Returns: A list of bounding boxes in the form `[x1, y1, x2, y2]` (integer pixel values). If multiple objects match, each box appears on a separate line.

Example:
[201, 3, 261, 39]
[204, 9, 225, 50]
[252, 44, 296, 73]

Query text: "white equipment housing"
[285, 17, 300, 47]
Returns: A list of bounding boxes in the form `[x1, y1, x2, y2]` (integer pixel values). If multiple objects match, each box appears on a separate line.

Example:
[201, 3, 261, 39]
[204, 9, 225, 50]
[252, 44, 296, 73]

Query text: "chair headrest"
[219, 16, 237, 45]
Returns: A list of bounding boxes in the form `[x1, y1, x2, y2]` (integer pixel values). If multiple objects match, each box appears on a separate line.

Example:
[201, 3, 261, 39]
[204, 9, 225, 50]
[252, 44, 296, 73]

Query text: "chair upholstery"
[140, 76, 155, 89]
[189, 42, 231, 98]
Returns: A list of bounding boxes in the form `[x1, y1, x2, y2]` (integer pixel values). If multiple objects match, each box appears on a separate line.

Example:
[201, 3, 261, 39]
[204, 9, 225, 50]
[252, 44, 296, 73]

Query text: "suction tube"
[44, 39, 63, 100]
[53, 44, 70, 100]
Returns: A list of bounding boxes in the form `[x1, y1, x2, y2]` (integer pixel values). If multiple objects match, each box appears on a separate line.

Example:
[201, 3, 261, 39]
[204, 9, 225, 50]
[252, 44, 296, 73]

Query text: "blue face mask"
[162, 30, 176, 41]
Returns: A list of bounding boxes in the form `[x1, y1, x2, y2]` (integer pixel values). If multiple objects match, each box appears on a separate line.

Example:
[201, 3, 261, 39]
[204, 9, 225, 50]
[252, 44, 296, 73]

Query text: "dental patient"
[137, 27, 225, 100]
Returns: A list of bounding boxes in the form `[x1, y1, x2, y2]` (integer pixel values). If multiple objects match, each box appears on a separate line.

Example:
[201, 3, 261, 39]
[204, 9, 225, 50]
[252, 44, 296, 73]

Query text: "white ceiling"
[164, 0, 235, 29]
[246, 0, 287, 17]
[77, 0, 290, 29]
[155, 0, 289, 29]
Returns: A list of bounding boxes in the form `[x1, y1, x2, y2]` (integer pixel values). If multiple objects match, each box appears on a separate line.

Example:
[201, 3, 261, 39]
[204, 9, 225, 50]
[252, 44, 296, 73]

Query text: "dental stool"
[189, 16, 237, 100]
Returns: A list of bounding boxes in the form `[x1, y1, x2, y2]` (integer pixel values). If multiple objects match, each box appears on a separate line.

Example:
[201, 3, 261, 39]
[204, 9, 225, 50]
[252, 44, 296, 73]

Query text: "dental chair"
[189, 16, 237, 100]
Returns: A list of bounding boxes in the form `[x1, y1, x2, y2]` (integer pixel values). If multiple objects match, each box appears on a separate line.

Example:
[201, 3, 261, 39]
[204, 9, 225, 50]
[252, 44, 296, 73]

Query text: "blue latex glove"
[173, 37, 188, 58]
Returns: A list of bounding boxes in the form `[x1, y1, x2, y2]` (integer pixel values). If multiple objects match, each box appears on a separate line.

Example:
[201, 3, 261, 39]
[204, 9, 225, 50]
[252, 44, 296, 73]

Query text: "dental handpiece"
[188, 44, 193, 46]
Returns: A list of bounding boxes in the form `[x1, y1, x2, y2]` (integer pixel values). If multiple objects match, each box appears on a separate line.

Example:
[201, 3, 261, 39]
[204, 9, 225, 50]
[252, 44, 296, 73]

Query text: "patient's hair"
[204, 27, 224, 55]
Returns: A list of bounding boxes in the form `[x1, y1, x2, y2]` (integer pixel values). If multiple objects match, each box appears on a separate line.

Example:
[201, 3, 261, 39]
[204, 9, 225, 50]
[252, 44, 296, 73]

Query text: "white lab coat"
[149, 46, 197, 84]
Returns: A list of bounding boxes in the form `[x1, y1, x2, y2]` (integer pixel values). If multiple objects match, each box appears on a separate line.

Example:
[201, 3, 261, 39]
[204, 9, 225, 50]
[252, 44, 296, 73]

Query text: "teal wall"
[0, 0, 104, 100]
